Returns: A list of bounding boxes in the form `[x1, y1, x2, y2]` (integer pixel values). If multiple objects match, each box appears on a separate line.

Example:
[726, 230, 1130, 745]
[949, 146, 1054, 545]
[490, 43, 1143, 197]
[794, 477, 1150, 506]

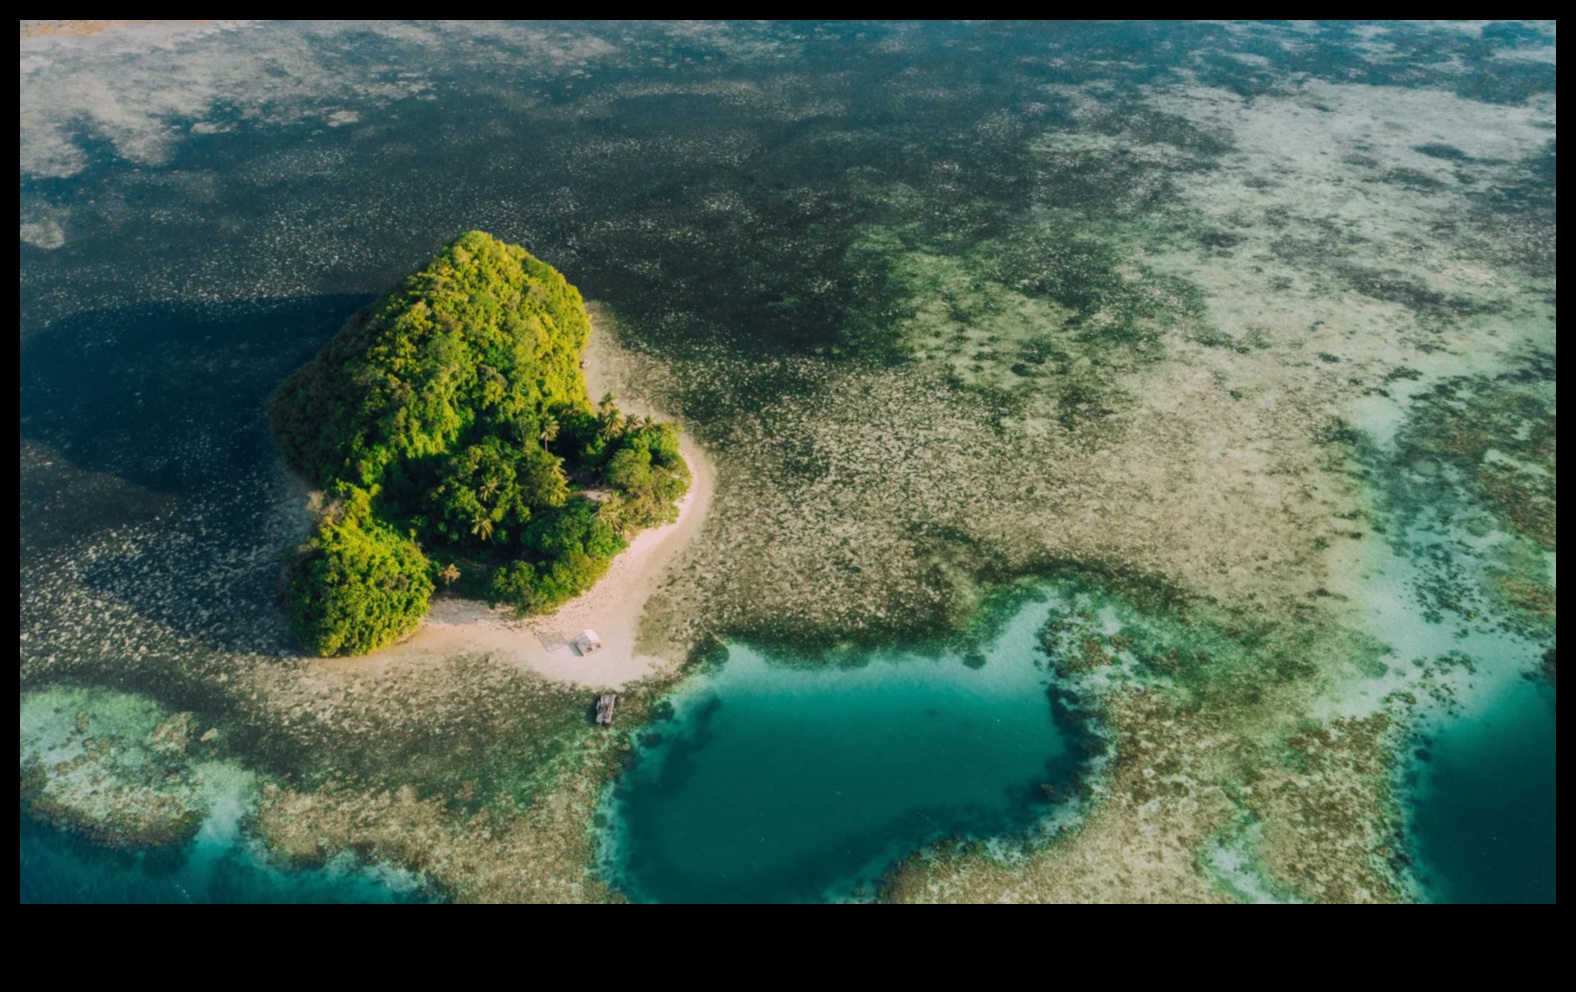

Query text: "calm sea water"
[604, 598, 1089, 903]
[1409, 679, 1556, 904]
[19, 810, 429, 904]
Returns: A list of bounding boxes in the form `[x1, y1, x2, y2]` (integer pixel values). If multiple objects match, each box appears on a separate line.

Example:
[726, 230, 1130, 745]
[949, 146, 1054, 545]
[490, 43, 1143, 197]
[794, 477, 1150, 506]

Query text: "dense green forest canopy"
[269, 231, 689, 656]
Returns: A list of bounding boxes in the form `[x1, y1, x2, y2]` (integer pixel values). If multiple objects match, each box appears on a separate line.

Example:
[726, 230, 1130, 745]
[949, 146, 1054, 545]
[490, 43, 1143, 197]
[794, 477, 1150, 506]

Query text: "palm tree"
[470, 516, 495, 542]
[440, 563, 461, 586]
[596, 392, 625, 439]
[540, 414, 560, 448]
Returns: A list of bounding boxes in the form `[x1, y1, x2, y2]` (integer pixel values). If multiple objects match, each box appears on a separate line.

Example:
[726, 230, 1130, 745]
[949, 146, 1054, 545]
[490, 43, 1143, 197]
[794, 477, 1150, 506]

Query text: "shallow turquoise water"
[604, 598, 1089, 903]
[19, 810, 428, 904]
[1409, 678, 1556, 904]
[1357, 542, 1557, 904]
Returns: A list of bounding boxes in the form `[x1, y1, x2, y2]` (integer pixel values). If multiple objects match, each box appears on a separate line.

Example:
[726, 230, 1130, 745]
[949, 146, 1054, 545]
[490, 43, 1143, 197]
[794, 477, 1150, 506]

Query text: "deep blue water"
[1410, 679, 1556, 904]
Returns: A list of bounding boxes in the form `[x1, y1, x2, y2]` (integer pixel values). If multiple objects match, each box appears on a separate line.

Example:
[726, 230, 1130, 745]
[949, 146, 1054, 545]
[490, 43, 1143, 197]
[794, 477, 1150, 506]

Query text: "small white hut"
[575, 629, 604, 655]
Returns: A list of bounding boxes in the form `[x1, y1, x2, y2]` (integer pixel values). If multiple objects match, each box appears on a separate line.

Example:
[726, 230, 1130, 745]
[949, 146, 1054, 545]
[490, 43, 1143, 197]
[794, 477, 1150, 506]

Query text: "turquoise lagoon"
[603, 597, 1092, 903]
[1409, 677, 1556, 904]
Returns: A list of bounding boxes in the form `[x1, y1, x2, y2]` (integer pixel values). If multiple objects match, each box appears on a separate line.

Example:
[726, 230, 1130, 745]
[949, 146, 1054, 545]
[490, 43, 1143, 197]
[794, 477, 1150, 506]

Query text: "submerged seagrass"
[269, 231, 688, 655]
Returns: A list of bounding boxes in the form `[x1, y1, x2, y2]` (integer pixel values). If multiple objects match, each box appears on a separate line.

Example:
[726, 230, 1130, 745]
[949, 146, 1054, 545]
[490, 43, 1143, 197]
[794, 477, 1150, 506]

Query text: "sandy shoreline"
[325, 310, 713, 689]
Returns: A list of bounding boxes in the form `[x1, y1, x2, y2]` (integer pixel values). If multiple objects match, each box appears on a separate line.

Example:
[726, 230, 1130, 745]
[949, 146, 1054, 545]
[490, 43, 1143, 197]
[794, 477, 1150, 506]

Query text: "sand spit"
[327, 311, 715, 690]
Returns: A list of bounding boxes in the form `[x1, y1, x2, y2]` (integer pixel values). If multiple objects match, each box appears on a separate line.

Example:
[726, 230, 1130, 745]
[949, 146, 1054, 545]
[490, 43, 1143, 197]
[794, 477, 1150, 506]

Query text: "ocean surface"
[604, 598, 1089, 903]
[19, 21, 1555, 903]
[1409, 679, 1556, 904]
[19, 810, 428, 904]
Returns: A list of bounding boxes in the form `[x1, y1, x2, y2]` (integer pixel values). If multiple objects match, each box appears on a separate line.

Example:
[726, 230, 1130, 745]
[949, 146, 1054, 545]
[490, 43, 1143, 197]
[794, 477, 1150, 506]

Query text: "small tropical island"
[269, 231, 689, 656]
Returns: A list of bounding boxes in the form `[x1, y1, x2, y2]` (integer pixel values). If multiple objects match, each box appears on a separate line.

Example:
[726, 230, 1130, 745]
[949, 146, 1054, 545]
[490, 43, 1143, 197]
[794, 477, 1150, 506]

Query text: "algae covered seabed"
[20, 22, 1554, 902]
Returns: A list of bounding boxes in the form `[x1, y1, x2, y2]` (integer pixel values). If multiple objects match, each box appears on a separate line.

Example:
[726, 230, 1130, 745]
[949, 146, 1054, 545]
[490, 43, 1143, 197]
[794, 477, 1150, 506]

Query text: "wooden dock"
[595, 693, 618, 726]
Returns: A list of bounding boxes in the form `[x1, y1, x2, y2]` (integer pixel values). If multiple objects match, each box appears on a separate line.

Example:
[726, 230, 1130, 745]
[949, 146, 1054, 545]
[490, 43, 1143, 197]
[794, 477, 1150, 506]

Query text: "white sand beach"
[327, 311, 713, 689]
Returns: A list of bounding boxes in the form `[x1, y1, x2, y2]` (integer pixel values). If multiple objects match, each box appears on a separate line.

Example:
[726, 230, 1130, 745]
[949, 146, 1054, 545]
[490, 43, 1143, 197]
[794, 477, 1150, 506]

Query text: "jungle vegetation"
[269, 231, 689, 656]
